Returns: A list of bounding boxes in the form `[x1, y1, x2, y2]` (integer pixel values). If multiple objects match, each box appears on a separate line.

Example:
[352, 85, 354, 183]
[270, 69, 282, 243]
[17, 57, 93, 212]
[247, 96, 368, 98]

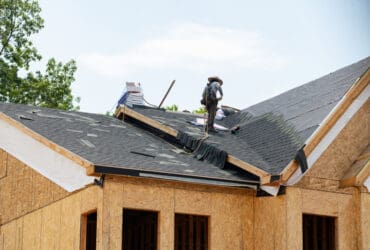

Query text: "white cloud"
[79, 23, 286, 77]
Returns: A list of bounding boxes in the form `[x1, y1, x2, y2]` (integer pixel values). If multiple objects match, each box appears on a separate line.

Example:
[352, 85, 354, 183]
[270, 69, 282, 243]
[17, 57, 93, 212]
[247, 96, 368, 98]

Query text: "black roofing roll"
[177, 131, 228, 169]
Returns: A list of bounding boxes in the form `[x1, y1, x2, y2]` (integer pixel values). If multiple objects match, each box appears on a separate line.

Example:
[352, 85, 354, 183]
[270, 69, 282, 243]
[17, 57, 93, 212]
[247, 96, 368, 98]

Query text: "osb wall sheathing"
[0, 185, 101, 250]
[0, 150, 68, 224]
[254, 187, 361, 250]
[298, 98, 370, 192]
[101, 175, 254, 250]
[361, 192, 370, 249]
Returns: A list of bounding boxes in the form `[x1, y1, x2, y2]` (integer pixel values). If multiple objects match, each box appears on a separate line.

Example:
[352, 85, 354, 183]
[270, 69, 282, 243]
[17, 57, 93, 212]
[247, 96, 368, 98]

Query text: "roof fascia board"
[88, 165, 259, 188]
[282, 69, 370, 184]
[0, 112, 94, 169]
[0, 114, 94, 192]
[117, 105, 272, 184]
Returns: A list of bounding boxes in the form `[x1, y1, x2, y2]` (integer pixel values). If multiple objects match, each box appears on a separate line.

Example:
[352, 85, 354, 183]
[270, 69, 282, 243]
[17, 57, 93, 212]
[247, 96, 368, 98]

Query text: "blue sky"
[34, 0, 370, 113]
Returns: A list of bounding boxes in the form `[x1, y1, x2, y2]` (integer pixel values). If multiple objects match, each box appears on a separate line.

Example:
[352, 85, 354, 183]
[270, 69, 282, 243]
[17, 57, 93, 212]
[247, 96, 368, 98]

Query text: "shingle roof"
[125, 57, 370, 175]
[1, 57, 368, 187]
[238, 56, 370, 142]
[0, 102, 258, 187]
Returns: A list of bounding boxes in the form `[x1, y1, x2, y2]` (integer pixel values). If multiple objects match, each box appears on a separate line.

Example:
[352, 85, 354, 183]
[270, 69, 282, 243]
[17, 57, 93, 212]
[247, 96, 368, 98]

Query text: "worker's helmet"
[208, 76, 223, 85]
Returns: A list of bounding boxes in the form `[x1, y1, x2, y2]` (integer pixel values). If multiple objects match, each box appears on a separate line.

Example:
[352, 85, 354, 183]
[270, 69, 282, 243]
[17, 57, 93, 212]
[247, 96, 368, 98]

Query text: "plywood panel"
[60, 193, 81, 250]
[174, 189, 211, 215]
[241, 197, 254, 250]
[210, 193, 250, 250]
[40, 202, 61, 250]
[286, 187, 302, 250]
[0, 220, 16, 250]
[306, 99, 370, 181]
[22, 209, 42, 250]
[253, 195, 287, 250]
[0, 149, 6, 179]
[361, 193, 370, 250]
[106, 181, 123, 250]
[302, 190, 339, 216]
[0, 150, 70, 225]
[337, 194, 356, 250]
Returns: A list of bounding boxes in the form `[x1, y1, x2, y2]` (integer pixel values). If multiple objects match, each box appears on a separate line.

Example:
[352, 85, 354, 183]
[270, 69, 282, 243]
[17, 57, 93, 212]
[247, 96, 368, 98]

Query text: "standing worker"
[201, 76, 223, 133]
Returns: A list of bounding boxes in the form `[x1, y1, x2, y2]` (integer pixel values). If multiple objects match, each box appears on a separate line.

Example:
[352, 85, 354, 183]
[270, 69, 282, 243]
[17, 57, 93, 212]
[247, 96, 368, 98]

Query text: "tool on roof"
[158, 80, 176, 108]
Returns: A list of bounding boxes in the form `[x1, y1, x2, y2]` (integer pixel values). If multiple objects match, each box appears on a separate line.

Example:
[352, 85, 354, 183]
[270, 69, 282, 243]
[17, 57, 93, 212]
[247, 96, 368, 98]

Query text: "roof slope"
[123, 57, 370, 175]
[0, 102, 258, 187]
[236, 56, 370, 141]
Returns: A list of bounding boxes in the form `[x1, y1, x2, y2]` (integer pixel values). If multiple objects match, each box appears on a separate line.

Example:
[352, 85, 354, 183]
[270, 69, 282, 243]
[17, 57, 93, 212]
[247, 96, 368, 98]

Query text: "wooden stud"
[0, 113, 94, 170]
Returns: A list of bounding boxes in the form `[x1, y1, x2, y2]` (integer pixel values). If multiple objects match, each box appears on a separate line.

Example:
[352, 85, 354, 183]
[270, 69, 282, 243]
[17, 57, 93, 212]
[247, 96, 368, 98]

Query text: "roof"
[0, 57, 369, 193]
[239, 56, 370, 142]
[116, 56, 370, 177]
[0, 102, 258, 188]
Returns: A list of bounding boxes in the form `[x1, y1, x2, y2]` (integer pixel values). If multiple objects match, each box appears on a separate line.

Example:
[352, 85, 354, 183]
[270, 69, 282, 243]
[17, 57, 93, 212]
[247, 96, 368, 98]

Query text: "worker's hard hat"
[208, 76, 223, 85]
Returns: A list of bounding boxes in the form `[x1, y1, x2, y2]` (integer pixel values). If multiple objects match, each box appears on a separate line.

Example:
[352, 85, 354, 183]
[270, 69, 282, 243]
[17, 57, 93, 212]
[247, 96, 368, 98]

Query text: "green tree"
[0, 0, 79, 110]
[192, 106, 207, 114]
[165, 104, 178, 111]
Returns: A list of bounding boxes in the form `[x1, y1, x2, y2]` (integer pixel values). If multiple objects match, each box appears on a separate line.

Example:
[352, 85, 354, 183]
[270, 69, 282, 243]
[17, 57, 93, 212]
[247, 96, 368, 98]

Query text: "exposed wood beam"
[117, 106, 178, 137]
[0, 112, 94, 169]
[227, 155, 271, 184]
[340, 160, 370, 187]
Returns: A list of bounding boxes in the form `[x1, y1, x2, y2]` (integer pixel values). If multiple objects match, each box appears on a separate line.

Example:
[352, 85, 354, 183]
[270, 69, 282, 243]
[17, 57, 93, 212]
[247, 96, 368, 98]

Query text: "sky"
[33, 0, 370, 114]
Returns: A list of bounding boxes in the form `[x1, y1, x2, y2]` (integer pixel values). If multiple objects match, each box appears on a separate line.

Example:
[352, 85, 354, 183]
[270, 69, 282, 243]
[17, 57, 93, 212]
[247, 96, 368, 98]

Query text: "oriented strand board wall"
[253, 194, 287, 249]
[0, 185, 101, 250]
[101, 176, 254, 250]
[304, 99, 370, 181]
[0, 150, 68, 224]
[361, 192, 370, 250]
[253, 187, 360, 250]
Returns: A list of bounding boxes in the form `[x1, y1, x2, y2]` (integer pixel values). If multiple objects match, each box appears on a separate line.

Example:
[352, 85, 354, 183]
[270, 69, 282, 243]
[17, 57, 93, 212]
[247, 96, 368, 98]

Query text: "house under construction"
[0, 57, 369, 249]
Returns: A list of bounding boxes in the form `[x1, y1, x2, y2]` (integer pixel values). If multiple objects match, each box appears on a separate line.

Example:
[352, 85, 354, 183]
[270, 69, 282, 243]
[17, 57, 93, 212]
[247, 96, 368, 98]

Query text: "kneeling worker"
[201, 76, 223, 133]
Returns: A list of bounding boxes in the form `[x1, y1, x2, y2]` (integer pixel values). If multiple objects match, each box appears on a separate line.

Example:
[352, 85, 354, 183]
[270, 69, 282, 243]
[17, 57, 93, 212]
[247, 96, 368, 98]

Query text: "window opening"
[175, 213, 209, 250]
[122, 209, 158, 250]
[303, 214, 336, 250]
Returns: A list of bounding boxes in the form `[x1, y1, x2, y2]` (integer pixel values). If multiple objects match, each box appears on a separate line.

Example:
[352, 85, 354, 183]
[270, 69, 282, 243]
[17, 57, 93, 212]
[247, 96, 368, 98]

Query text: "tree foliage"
[164, 104, 178, 111]
[0, 0, 79, 110]
[192, 106, 207, 114]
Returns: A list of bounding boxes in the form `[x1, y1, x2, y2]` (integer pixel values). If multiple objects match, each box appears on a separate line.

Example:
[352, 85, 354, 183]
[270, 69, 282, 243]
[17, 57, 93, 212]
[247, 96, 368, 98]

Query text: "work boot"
[207, 127, 218, 133]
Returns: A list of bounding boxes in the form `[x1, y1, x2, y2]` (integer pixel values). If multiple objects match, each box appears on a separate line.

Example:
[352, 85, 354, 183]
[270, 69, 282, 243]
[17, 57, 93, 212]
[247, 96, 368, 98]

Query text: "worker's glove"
[217, 96, 222, 101]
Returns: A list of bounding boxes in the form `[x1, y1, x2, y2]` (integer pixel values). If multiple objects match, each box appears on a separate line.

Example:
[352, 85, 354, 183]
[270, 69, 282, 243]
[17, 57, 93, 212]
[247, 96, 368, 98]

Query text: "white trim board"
[287, 83, 370, 185]
[365, 177, 370, 192]
[0, 118, 94, 192]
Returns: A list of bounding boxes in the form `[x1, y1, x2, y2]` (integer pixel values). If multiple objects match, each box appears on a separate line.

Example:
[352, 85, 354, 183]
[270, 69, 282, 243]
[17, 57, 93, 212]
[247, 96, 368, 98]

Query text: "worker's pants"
[206, 100, 218, 130]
